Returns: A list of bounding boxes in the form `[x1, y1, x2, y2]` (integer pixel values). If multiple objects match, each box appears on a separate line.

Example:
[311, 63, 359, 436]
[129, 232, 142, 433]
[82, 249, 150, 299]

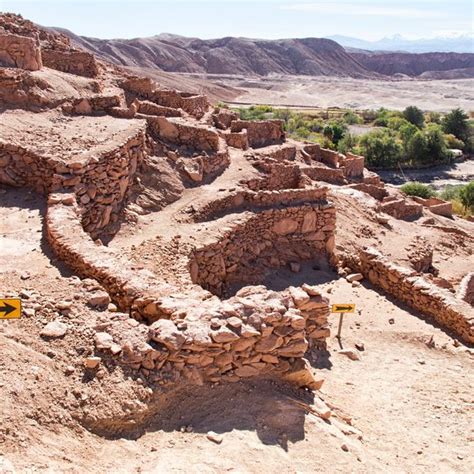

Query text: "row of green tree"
[233, 105, 473, 169]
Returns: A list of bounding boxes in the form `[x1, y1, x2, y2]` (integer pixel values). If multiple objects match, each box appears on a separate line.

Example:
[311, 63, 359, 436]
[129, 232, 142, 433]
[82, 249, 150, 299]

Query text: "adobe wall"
[41, 48, 99, 78]
[190, 204, 336, 296]
[0, 33, 42, 70]
[341, 247, 474, 344]
[230, 120, 285, 148]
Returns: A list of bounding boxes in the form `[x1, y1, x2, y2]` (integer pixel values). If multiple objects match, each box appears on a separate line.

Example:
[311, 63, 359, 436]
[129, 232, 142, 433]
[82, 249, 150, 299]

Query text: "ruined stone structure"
[1, 14, 473, 393]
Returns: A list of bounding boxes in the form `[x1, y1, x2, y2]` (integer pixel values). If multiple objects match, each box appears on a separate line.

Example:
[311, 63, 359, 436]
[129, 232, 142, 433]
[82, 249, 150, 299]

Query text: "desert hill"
[54, 27, 474, 79]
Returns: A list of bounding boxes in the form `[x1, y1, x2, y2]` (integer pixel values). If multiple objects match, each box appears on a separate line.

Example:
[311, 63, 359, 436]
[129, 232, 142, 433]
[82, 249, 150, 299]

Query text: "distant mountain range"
[327, 34, 474, 54]
[52, 28, 474, 80]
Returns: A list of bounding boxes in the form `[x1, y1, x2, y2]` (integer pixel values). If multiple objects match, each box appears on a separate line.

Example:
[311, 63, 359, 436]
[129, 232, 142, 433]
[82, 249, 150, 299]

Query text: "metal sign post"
[331, 304, 355, 349]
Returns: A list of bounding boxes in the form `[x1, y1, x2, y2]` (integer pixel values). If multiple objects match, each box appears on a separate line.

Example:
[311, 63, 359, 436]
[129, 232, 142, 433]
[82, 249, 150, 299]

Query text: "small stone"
[40, 321, 68, 338]
[87, 291, 111, 307]
[94, 332, 114, 350]
[388, 318, 395, 325]
[355, 342, 365, 352]
[56, 300, 73, 311]
[65, 366, 75, 375]
[346, 273, 364, 283]
[338, 349, 360, 361]
[84, 356, 101, 369]
[107, 303, 118, 312]
[302, 284, 321, 297]
[206, 431, 223, 444]
[341, 444, 349, 452]
[289, 262, 301, 273]
[20, 272, 31, 280]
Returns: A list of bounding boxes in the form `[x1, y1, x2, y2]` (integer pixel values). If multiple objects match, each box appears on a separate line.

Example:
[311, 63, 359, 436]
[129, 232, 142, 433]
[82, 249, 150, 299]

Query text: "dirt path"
[109, 148, 257, 250]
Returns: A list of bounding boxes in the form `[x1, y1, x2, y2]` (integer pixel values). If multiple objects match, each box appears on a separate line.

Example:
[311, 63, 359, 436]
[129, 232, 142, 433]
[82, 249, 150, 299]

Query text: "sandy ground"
[207, 75, 474, 112]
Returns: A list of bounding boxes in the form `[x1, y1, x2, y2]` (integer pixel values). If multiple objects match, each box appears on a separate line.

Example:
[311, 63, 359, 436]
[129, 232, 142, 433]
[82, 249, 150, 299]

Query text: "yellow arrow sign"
[331, 304, 355, 313]
[0, 299, 22, 319]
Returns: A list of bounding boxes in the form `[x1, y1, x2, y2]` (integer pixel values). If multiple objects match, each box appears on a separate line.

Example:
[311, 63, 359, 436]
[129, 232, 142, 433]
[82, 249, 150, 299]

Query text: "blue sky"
[2, 0, 473, 40]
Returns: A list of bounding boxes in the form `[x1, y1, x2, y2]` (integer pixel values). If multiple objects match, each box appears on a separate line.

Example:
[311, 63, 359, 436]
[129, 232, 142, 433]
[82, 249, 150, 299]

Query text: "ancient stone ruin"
[1, 14, 473, 399]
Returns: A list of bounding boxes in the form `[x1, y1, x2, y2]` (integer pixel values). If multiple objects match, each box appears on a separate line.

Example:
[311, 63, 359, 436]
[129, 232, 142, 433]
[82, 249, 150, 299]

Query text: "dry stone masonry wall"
[341, 248, 474, 344]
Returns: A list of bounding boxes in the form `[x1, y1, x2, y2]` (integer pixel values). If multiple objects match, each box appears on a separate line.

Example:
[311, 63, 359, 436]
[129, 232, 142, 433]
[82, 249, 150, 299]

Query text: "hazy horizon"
[2, 0, 473, 42]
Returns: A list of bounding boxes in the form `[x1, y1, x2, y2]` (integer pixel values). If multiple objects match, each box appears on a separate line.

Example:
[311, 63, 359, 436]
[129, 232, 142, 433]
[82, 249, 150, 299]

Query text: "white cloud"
[281, 3, 444, 18]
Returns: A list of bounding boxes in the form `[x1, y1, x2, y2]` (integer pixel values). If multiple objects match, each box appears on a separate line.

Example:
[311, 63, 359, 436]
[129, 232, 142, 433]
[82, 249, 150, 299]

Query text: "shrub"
[442, 108, 470, 142]
[358, 129, 403, 168]
[342, 111, 362, 125]
[459, 181, 474, 212]
[438, 184, 463, 201]
[400, 182, 436, 199]
[337, 133, 357, 154]
[444, 133, 465, 150]
[403, 106, 425, 128]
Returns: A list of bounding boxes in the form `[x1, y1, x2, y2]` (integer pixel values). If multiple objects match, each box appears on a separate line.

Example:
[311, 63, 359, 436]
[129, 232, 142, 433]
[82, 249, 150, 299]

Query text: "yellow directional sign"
[331, 304, 355, 313]
[0, 299, 21, 319]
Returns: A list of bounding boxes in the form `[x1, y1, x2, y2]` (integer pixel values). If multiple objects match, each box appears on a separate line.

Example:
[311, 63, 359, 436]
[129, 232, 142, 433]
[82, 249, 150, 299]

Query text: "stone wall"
[221, 130, 249, 150]
[41, 49, 99, 77]
[348, 183, 388, 201]
[189, 187, 329, 222]
[341, 152, 365, 179]
[341, 247, 474, 344]
[121, 77, 209, 118]
[457, 272, 474, 306]
[230, 120, 285, 148]
[244, 160, 303, 191]
[147, 116, 220, 153]
[0, 122, 148, 237]
[0, 33, 42, 70]
[249, 143, 297, 162]
[412, 196, 453, 218]
[379, 197, 423, 220]
[46, 194, 328, 388]
[190, 203, 336, 296]
[301, 164, 346, 185]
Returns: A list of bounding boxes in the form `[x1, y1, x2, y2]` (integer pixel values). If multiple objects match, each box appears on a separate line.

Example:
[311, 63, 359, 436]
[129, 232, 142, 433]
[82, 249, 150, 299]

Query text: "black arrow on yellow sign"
[0, 299, 21, 319]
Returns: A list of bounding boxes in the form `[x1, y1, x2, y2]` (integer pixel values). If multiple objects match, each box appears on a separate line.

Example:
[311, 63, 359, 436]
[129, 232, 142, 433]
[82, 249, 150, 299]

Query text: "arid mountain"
[51, 29, 379, 79]
[350, 51, 474, 77]
[327, 34, 474, 54]
[49, 28, 474, 79]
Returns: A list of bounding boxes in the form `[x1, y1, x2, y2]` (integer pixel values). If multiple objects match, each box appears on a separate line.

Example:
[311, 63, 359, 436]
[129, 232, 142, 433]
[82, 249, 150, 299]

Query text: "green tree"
[459, 181, 474, 212]
[407, 131, 428, 162]
[342, 111, 362, 125]
[424, 124, 450, 163]
[403, 106, 425, 128]
[442, 108, 470, 142]
[358, 129, 403, 168]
